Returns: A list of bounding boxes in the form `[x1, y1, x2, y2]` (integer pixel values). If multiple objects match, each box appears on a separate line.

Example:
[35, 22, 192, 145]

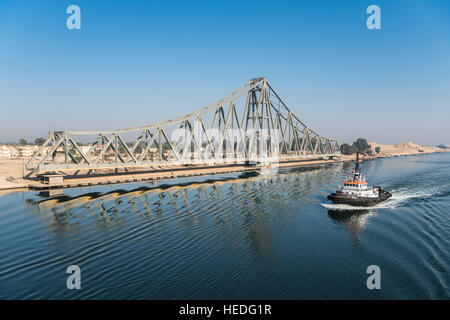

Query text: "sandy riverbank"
[342, 142, 449, 161]
[0, 157, 341, 192]
[0, 141, 448, 193]
[0, 159, 29, 192]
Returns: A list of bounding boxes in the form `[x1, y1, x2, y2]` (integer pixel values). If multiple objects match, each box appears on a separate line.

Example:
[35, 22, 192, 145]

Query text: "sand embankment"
[0, 159, 30, 195]
[343, 142, 449, 161]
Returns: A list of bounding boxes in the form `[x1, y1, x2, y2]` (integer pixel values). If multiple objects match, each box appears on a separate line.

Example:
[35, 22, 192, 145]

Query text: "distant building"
[0, 145, 14, 158]
[81, 146, 91, 154]
[19, 146, 38, 157]
[0, 145, 39, 159]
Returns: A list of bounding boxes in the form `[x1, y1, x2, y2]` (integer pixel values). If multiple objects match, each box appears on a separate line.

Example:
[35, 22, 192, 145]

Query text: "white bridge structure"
[26, 78, 340, 172]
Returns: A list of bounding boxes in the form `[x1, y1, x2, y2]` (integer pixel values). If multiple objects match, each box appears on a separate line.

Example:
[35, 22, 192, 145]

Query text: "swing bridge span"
[26, 78, 341, 182]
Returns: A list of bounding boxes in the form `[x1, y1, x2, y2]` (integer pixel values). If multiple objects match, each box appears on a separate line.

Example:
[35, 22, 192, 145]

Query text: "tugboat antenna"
[356, 152, 360, 171]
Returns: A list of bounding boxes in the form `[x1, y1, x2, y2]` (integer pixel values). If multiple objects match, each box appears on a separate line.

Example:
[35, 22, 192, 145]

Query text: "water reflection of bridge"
[25, 162, 376, 243]
[26, 166, 337, 220]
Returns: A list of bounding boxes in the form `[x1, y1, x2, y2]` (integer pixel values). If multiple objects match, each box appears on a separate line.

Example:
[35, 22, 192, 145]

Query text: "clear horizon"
[1, 0, 449, 145]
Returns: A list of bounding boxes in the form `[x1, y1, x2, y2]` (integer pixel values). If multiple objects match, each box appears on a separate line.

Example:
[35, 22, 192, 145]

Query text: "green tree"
[34, 137, 46, 146]
[163, 141, 174, 151]
[353, 138, 370, 153]
[134, 144, 143, 154]
[340, 143, 357, 155]
[19, 138, 27, 146]
[118, 146, 127, 155]
[375, 146, 381, 154]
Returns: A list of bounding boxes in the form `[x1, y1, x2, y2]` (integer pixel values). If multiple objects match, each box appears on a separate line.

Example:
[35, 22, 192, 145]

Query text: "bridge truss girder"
[26, 78, 340, 171]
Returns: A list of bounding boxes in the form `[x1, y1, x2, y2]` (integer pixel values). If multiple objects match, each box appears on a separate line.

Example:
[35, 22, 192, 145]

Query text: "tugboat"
[327, 153, 391, 207]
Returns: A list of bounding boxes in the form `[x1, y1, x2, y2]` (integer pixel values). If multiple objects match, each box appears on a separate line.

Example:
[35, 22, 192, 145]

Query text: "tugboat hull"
[327, 190, 392, 207]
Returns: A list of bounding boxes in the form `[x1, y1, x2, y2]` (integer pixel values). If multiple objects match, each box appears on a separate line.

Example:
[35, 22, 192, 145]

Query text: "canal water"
[0, 153, 449, 299]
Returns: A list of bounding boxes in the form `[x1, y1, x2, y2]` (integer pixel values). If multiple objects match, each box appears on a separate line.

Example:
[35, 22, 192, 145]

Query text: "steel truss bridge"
[26, 78, 340, 172]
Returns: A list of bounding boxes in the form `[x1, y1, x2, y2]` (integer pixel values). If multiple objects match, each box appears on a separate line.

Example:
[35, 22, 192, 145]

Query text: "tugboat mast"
[355, 152, 360, 172]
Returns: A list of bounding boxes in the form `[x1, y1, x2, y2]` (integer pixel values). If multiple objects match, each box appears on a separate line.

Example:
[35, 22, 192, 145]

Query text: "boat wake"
[321, 189, 435, 211]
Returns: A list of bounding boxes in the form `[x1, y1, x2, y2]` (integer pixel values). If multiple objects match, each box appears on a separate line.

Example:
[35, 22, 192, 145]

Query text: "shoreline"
[0, 158, 340, 194]
[0, 148, 449, 195]
[343, 141, 450, 162]
[343, 149, 450, 162]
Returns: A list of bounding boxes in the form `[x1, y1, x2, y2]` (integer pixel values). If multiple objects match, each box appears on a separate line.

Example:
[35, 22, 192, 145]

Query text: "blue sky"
[0, 0, 449, 145]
